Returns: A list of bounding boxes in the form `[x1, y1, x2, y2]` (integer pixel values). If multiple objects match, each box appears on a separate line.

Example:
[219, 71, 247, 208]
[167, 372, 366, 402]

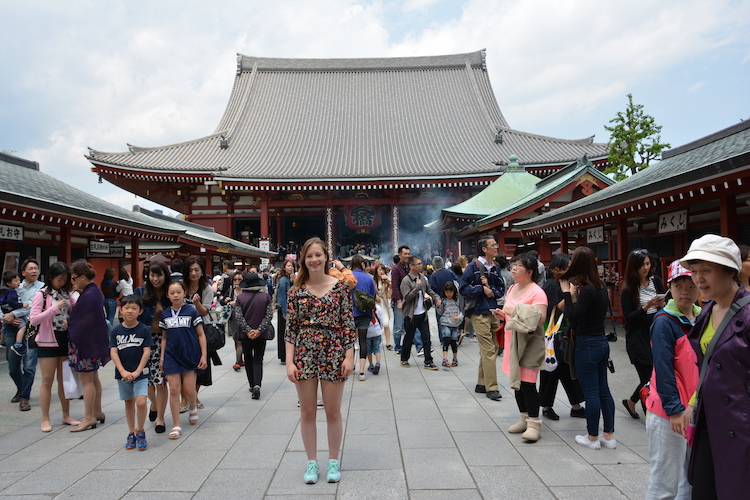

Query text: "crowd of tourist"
[2, 232, 749, 496]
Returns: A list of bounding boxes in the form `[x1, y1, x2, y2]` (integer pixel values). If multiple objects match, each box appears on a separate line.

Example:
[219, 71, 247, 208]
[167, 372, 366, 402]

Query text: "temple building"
[87, 50, 608, 258]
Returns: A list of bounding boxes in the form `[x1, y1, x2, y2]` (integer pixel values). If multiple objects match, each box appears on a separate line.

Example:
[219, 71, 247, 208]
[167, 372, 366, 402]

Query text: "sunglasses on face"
[633, 249, 649, 256]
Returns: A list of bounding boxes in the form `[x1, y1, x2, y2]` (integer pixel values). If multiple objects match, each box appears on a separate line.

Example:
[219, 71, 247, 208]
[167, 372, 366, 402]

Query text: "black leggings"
[442, 338, 458, 354]
[240, 337, 266, 388]
[514, 381, 540, 418]
[629, 363, 652, 403]
[358, 328, 368, 360]
[539, 364, 584, 408]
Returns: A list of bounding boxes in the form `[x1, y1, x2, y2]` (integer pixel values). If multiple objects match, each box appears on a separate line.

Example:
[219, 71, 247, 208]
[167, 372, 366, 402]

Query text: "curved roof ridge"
[237, 50, 486, 72]
[87, 131, 227, 157]
[499, 126, 601, 146]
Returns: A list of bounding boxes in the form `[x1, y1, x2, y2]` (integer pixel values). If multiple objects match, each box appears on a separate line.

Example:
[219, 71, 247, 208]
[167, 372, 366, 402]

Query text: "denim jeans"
[104, 298, 118, 325]
[392, 301, 422, 351]
[575, 334, 615, 436]
[401, 313, 433, 365]
[4, 324, 38, 400]
[646, 412, 691, 500]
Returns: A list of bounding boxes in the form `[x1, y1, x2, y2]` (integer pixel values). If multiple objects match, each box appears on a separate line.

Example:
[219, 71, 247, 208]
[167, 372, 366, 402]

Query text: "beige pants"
[472, 314, 500, 391]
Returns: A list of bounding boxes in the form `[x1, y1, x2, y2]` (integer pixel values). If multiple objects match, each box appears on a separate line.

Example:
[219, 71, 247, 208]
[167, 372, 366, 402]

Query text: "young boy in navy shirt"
[0, 271, 29, 355]
[109, 295, 154, 450]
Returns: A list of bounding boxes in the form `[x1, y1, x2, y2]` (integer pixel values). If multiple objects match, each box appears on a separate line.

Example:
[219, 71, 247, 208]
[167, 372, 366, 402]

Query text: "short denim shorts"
[366, 335, 382, 354]
[117, 377, 149, 401]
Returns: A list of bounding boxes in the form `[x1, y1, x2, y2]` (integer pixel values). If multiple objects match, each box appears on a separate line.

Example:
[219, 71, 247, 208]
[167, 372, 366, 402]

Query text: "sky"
[1, 0, 748, 218]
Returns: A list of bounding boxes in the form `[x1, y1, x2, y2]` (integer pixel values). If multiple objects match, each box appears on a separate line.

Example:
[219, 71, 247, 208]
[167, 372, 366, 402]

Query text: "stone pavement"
[0, 320, 650, 499]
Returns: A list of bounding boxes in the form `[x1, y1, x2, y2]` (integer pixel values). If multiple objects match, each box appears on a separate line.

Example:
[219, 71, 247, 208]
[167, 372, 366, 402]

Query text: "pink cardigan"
[29, 290, 76, 348]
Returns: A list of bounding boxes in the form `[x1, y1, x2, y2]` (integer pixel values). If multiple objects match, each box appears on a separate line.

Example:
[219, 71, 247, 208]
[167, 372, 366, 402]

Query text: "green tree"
[604, 94, 670, 181]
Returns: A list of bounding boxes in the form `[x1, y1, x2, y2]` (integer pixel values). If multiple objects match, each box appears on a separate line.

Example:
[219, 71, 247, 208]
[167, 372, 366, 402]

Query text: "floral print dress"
[285, 280, 356, 382]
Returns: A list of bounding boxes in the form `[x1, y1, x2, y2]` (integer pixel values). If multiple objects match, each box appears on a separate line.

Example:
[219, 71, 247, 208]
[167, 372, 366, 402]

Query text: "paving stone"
[550, 485, 630, 499]
[178, 420, 247, 450]
[0, 437, 83, 472]
[346, 409, 395, 434]
[452, 431, 525, 466]
[122, 493, 193, 500]
[55, 469, 149, 500]
[594, 463, 650, 500]
[0, 451, 112, 495]
[441, 407, 499, 432]
[409, 489, 482, 500]
[218, 433, 290, 469]
[516, 445, 610, 487]
[0, 471, 29, 491]
[402, 448, 474, 489]
[393, 398, 439, 419]
[193, 467, 274, 499]
[132, 449, 225, 492]
[397, 419, 451, 449]
[342, 433, 402, 470]
[245, 409, 301, 435]
[335, 469, 408, 499]
[470, 465, 556, 499]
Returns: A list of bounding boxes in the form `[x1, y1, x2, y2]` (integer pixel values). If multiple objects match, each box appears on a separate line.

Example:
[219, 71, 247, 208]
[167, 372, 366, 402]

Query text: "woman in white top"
[116, 268, 134, 297]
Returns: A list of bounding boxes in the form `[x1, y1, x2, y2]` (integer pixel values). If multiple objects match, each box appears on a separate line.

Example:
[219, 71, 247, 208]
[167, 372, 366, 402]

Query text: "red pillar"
[720, 194, 737, 240]
[259, 195, 269, 239]
[276, 214, 283, 248]
[560, 230, 569, 255]
[60, 226, 72, 264]
[131, 237, 140, 288]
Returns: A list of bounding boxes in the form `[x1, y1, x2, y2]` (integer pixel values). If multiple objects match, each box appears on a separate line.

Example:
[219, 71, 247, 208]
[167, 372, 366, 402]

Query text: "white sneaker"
[358, 372, 366, 381]
[416, 348, 424, 357]
[598, 436, 617, 449]
[575, 435, 601, 450]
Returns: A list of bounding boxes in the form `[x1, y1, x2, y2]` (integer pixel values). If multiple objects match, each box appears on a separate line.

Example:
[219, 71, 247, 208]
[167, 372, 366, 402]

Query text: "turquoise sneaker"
[326, 459, 341, 483]
[303, 460, 319, 484]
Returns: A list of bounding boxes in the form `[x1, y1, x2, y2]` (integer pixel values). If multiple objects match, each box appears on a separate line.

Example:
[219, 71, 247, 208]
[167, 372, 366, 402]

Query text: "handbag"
[354, 288, 376, 314]
[543, 310, 563, 372]
[24, 290, 46, 349]
[62, 361, 83, 399]
[202, 312, 226, 352]
[687, 294, 750, 446]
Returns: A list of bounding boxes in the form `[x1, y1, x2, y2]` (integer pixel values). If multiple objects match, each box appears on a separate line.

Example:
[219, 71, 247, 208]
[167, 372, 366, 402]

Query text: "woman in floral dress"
[285, 237, 356, 485]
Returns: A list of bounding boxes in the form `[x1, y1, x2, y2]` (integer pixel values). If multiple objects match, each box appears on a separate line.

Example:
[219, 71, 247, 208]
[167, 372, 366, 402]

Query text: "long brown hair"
[293, 237, 330, 289]
[372, 263, 391, 294]
[560, 246, 603, 288]
[275, 259, 297, 285]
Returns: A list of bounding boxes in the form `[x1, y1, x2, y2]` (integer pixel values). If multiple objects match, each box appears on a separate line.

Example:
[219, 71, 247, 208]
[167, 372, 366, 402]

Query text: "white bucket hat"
[680, 234, 741, 273]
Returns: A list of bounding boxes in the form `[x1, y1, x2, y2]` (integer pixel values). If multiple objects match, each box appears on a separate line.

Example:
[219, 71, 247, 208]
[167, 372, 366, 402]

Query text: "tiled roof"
[87, 50, 607, 181]
[0, 153, 274, 258]
[516, 120, 750, 231]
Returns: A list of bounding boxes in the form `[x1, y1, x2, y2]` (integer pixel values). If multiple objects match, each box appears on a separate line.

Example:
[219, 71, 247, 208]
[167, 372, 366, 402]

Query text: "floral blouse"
[285, 280, 356, 382]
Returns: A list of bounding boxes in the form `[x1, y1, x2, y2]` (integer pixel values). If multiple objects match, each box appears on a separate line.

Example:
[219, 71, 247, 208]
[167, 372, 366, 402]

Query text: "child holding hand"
[109, 295, 154, 450]
[437, 281, 464, 367]
[1, 271, 29, 356]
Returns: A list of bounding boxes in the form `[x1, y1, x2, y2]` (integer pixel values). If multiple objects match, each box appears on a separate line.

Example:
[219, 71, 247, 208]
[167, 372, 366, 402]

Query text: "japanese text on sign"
[586, 226, 604, 243]
[0, 224, 24, 241]
[658, 210, 687, 234]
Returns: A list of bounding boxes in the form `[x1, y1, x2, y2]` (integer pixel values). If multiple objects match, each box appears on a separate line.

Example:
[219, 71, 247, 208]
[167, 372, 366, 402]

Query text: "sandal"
[196, 402, 204, 409]
[179, 405, 188, 414]
[169, 426, 181, 439]
[189, 408, 199, 425]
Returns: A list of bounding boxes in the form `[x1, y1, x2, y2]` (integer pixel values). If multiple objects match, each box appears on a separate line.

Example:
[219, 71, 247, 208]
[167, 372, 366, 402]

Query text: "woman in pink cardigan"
[29, 262, 80, 433]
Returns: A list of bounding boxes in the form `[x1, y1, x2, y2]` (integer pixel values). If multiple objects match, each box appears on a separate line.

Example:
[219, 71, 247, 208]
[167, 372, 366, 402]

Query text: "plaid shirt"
[390, 262, 409, 302]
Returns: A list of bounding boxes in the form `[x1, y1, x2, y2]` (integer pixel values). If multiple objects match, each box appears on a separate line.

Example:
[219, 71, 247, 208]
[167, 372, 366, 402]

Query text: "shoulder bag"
[24, 290, 47, 349]
[202, 311, 226, 352]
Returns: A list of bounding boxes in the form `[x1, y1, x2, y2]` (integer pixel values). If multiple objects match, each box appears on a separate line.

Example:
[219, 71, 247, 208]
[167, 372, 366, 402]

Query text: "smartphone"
[607, 359, 615, 373]
[655, 293, 666, 301]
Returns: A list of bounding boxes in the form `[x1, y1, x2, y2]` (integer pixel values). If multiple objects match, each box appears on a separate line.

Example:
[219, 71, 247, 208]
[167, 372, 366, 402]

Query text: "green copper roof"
[468, 155, 614, 229]
[441, 155, 540, 218]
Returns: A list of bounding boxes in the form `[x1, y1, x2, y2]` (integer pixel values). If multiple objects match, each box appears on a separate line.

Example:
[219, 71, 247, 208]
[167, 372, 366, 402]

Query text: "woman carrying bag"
[235, 273, 273, 399]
